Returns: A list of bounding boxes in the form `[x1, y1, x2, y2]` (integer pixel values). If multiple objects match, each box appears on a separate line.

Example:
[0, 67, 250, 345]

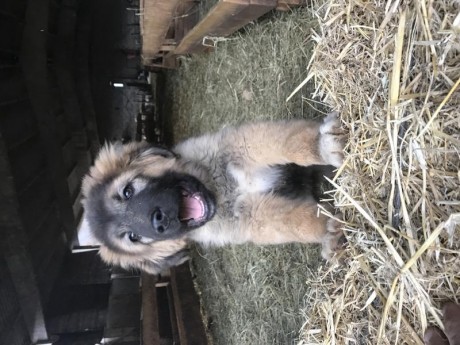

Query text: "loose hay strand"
[298, 0, 460, 343]
[417, 77, 460, 139]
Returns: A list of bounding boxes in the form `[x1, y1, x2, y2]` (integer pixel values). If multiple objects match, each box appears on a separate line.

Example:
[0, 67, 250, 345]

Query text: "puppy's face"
[82, 142, 216, 257]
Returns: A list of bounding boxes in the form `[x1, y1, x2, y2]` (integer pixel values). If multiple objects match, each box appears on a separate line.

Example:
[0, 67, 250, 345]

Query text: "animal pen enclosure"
[139, 0, 306, 68]
[1, 0, 457, 344]
[158, 0, 460, 344]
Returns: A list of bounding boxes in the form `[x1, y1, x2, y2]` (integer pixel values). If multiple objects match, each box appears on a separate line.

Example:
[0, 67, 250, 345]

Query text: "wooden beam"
[141, 273, 160, 345]
[171, 0, 277, 55]
[141, 0, 181, 64]
[170, 263, 208, 345]
[159, 44, 176, 52]
[173, 0, 200, 42]
[0, 138, 50, 344]
[21, 0, 76, 245]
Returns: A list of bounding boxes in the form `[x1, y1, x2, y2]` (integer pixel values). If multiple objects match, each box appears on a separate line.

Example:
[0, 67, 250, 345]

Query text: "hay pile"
[296, 0, 460, 344]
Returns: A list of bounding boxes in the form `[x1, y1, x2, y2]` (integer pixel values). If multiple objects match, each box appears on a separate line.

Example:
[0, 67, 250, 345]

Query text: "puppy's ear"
[77, 215, 102, 246]
[141, 249, 190, 275]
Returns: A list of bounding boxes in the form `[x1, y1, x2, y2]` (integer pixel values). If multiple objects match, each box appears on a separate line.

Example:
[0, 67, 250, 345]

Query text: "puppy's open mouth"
[179, 189, 214, 227]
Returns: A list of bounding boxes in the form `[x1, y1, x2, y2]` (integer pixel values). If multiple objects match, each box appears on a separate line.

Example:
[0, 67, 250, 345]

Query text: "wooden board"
[141, 273, 160, 345]
[141, 0, 182, 64]
[170, 263, 208, 345]
[174, 0, 200, 42]
[172, 0, 277, 55]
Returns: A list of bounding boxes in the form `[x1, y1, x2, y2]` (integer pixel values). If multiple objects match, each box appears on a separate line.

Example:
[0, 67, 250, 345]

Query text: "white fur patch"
[228, 164, 281, 194]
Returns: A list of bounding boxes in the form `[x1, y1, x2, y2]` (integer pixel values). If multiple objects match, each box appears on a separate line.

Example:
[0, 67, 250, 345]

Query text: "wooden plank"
[174, 0, 200, 42]
[20, 0, 77, 244]
[0, 101, 38, 151]
[62, 139, 77, 174]
[67, 149, 91, 201]
[170, 263, 208, 345]
[8, 137, 46, 192]
[74, 0, 101, 159]
[0, 137, 49, 344]
[141, 273, 160, 345]
[166, 284, 180, 344]
[172, 0, 277, 55]
[17, 170, 54, 235]
[159, 44, 176, 51]
[103, 276, 141, 344]
[141, 0, 182, 64]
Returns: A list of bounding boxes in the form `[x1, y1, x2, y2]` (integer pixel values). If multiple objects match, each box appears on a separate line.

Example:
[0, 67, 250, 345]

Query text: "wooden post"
[20, 0, 76, 245]
[141, 273, 160, 345]
[171, 0, 277, 55]
[170, 263, 208, 345]
[0, 138, 51, 344]
[141, 0, 182, 64]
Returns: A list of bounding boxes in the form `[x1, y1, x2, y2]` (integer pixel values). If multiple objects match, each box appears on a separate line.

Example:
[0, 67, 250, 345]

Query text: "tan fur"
[82, 113, 345, 273]
[98, 238, 188, 273]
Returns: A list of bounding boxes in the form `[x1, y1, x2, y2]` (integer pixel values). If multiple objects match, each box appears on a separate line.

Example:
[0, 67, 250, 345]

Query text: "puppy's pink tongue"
[180, 194, 205, 220]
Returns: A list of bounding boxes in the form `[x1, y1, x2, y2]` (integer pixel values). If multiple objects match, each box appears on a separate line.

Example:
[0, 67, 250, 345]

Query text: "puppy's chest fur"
[206, 153, 279, 216]
[185, 153, 277, 246]
[175, 134, 332, 246]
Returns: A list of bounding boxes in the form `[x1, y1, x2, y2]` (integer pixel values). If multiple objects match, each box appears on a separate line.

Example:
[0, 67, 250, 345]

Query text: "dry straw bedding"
[297, 0, 460, 344]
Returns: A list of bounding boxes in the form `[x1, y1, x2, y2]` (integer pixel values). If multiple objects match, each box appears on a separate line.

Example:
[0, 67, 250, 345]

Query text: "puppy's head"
[81, 142, 216, 273]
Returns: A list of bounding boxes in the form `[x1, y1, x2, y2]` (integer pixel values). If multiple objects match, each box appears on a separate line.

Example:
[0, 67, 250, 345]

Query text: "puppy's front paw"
[321, 214, 346, 260]
[319, 112, 345, 168]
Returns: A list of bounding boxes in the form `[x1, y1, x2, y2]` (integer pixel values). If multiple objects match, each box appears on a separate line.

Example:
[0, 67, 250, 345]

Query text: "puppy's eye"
[128, 232, 141, 243]
[122, 185, 134, 200]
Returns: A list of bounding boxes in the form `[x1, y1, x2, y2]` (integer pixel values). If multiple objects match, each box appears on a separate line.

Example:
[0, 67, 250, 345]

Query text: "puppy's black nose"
[151, 208, 169, 233]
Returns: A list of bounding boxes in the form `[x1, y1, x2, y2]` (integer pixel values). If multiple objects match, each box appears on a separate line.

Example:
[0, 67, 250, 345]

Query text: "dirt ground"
[162, 8, 330, 345]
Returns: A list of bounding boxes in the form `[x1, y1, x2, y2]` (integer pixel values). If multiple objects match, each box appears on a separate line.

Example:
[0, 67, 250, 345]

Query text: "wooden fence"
[140, 0, 306, 68]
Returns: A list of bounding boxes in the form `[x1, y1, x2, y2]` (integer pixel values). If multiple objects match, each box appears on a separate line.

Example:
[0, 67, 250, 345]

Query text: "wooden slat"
[141, 273, 160, 345]
[173, 0, 200, 42]
[159, 44, 176, 51]
[67, 149, 91, 200]
[21, 0, 77, 243]
[62, 139, 77, 174]
[103, 276, 141, 344]
[0, 137, 49, 344]
[0, 101, 38, 149]
[166, 284, 180, 344]
[141, 0, 182, 64]
[170, 263, 208, 345]
[74, 0, 101, 159]
[18, 170, 54, 234]
[0, 68, 28, 105]
[172, 0, 277, 55]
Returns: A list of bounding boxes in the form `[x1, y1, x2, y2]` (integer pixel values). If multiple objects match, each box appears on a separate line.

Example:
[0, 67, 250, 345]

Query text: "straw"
[298, 0, 460, 343]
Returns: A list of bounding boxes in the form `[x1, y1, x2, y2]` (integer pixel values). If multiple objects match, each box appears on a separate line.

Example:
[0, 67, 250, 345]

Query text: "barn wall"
[0, 0, 100, 343]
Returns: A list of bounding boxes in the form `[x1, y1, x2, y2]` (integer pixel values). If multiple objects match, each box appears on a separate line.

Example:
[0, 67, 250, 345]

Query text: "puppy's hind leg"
[240, 195, 345, 259]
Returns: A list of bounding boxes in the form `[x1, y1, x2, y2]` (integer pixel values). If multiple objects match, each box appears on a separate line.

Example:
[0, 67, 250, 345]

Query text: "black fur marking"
[271, 163, 335, 201]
